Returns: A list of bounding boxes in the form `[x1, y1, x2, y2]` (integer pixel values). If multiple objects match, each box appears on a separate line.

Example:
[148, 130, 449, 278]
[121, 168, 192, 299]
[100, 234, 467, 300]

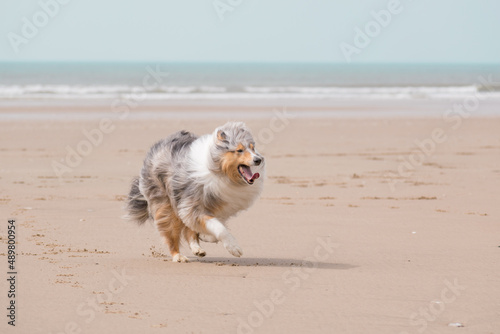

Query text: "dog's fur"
[125, 122, 265, 262]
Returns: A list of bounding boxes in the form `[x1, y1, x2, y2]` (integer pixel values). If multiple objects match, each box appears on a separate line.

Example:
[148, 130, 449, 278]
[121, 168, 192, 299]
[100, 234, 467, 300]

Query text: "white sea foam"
[1, 84, 499, 102]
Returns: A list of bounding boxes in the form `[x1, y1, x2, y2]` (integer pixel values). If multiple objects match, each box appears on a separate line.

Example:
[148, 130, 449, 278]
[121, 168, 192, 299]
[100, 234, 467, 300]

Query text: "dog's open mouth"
[238, 165, 260, 185]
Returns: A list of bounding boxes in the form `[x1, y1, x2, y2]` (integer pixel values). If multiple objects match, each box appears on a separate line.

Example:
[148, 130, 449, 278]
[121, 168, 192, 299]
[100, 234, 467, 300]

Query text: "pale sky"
[1, 0, 499, 63]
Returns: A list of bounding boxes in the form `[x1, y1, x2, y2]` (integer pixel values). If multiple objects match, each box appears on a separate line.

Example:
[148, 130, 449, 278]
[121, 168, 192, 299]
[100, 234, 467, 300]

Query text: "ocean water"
[0, 62, 499, 105]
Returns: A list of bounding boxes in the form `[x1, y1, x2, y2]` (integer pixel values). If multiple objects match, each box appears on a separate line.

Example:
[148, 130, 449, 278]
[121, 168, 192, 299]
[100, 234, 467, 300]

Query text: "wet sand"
[0, 109, 499, 333]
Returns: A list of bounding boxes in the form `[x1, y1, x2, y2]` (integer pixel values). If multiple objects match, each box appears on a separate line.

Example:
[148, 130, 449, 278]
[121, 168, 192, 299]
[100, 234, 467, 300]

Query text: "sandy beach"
[0, 108, 499, 334]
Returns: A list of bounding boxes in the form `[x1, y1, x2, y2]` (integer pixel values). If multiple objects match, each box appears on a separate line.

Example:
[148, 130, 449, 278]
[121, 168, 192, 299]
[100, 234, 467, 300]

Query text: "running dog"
[125, 122, 265, 262]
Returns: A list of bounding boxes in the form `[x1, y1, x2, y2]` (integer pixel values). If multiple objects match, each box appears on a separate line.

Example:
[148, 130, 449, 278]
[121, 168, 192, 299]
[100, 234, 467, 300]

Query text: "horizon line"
[0, 60, 499, 66]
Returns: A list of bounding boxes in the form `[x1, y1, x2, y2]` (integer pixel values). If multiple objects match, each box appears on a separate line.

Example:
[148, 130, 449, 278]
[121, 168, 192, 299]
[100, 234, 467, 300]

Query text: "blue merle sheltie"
[125, 122, 265, 262]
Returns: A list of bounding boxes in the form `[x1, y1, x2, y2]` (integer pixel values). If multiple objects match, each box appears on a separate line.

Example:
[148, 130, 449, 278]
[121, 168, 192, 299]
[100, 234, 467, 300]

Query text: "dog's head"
[211, 122, 265, 185]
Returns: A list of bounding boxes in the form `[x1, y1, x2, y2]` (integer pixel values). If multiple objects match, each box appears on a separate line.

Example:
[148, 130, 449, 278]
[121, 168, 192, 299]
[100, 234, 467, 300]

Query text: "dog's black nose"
[253, 157, 262, 166]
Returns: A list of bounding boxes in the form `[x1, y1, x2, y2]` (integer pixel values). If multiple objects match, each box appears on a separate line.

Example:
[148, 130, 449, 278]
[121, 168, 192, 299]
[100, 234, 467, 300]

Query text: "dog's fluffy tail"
[124, 177, 149, 225]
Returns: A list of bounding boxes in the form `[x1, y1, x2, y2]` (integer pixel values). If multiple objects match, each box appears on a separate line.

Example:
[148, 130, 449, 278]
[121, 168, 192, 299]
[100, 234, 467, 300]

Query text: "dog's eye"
[236, 149, 244, 153]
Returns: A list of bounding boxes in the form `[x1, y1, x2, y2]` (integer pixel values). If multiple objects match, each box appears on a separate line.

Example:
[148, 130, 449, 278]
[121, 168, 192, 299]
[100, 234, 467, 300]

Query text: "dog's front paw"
[172, 254, 189, 263]
[223, 238, 243, 257]
[190, 245, 206, 257]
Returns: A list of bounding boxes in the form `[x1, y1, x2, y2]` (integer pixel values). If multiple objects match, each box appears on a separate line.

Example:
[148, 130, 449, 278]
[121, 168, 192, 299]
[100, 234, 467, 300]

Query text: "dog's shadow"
[195, 257, 356, 270]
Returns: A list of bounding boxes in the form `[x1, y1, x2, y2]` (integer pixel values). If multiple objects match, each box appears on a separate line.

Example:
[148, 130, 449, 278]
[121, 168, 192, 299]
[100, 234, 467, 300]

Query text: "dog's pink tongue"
[241, 166, 260, 183]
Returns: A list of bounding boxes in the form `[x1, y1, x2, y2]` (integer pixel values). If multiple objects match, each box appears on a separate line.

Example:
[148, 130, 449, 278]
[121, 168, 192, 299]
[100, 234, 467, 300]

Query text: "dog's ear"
[217, 130, 227, 142]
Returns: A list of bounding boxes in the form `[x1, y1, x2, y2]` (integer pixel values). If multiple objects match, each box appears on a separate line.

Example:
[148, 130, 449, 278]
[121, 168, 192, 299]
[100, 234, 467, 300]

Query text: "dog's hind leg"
[184, 227, 206, 257]
[154, 202, 189, 263]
